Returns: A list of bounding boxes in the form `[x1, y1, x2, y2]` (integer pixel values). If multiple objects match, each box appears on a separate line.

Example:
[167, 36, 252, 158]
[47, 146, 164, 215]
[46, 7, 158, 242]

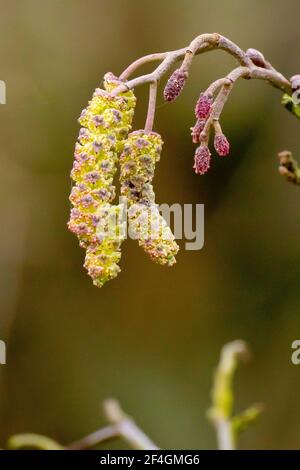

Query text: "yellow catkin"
[120, 131, 179, 266]
[68, 73, 136, 287]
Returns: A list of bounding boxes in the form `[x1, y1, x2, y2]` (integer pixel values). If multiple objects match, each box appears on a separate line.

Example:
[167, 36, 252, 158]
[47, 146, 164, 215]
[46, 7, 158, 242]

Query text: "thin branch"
[145, 81, 158, 132]
[215, 419, 235, 451]
[112, 33, 291, 97]
[7, 434, 64, 450]
[200, 67, 249, 143]
[120, 52, 168, 81]
[207, 340, 262, 451]
[208, 340, 250, 450]
[103, 399, 159, 450]
[67, 399, 159, 450]
[67, 425, 119, 450]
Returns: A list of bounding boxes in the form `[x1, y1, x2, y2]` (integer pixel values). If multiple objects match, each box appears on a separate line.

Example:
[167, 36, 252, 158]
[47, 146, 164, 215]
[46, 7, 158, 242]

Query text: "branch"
[200, 67, 250, 144]
[7, 434, 63, 450]
[207, 340, 262, 450]
[111, 33, 291, 96]
[67, 399, 159, 451]
[103, 399, 159, 450]
[145, 81, 158, 132]
[67, 425, 119, 450]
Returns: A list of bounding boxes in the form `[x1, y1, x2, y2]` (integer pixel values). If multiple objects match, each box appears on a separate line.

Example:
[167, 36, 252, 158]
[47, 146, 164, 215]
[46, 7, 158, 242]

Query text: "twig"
[145, 81, 158, 132]
[120, 52, 169, 81]
[111, 33, 291, 97]
[103, 399, 159, 450]
[207, 340, 262, 450]
[200, 67, 250, 143]
[68, 399, 159, 450]
[67, 425, 119, 450]
[7, 434, 63, 450]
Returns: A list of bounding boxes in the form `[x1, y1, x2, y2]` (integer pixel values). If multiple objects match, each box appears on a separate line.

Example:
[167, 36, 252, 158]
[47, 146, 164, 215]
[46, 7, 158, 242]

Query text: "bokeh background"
[0, 0, 300, 450]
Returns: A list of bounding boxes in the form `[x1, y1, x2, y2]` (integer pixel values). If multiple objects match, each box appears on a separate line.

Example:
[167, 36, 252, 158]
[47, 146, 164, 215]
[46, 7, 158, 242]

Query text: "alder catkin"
[120, 131, 179, 266]
[68, 73, 136, 287]
[163, 69, 188, 102]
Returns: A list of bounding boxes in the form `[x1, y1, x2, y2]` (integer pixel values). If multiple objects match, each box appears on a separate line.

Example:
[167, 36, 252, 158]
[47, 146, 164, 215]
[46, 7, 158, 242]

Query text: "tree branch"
[145, 81, 158, 132]
[111, 33, 291, 97]
[207, 340, 263, 450]
[103, 399, 159, 450]
[67, 399, 159, 451]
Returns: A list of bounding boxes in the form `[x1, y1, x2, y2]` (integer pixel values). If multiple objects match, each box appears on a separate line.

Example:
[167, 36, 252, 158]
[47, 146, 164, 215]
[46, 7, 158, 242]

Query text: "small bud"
[195, 93, 213, 119]
[214, 134, 230, 156]
[163, 68, 188, 102]
[290, 75, 300, 91]
[193, 145, 211, 175]
[191, 119, 206, 144]
[278, 150, 300, 185]
[246, 48, 266, 68]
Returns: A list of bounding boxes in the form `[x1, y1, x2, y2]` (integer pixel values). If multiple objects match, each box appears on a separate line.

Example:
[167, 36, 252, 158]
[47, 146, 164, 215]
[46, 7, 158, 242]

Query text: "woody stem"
[112, 33, 291, 97]
[145, 81, 158, 133]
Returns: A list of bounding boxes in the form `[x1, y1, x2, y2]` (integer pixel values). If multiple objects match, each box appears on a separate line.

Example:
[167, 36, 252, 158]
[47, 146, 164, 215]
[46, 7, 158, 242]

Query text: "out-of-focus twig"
[103, 399, 159, 450]
[207, 340, 263, 450]
[67, 398, 159, 450]
[7, 433, 63, 450]
[67, 425, 119, 450]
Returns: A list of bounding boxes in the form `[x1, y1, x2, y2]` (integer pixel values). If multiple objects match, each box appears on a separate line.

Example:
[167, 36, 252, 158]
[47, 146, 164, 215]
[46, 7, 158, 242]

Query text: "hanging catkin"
[68, 73, 136, 287]
[120, 130, 179, 266]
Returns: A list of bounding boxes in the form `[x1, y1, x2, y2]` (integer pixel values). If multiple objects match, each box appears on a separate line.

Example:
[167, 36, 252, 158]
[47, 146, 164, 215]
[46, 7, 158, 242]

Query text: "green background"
[0, 0, 300, 449]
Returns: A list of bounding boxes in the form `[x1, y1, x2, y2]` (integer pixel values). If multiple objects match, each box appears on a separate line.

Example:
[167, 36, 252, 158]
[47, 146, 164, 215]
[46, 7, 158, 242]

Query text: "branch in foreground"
[68, 399, 159, 450]
[207, 340, 263, 450]
[5, 340, 262, 450]
[7, 434, 63, 450]
[103, 399, 159, 450]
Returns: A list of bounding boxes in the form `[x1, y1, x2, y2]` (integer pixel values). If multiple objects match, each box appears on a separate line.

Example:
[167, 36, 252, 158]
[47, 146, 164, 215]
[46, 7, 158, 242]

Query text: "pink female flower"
[195, 93, 213, 119]
[163, 68, 188, 102]
[214, 134, 230, 157]
[193, 145, 211, 175]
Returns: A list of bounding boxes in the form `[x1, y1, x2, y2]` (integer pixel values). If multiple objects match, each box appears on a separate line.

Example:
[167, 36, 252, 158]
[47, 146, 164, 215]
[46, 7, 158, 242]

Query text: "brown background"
[0, 0, 300, 449]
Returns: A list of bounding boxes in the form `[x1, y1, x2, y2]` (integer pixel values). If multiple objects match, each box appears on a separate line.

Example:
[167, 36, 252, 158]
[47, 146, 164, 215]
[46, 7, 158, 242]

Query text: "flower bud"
[290, 75, 300, 91]
[246, 48, 266, 68]
[195, 93, 213, 119]
[193, 144, 211, 175]
[214, 134, 230, 157]
[278, 150, 300, 185]
[163, 68, 188, 102]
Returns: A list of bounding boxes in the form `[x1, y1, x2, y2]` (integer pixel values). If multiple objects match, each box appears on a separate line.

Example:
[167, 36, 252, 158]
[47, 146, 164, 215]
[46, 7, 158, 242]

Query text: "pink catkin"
[214, 134, 230, 156]
[163, 69, 188, 102]
[193, 145, 211, 175]
[195, 93, 213, 119]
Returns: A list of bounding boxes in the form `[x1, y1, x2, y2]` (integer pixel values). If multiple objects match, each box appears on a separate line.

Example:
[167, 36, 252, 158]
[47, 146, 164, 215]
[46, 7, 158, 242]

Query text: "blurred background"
[0, 0, 300, 450]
